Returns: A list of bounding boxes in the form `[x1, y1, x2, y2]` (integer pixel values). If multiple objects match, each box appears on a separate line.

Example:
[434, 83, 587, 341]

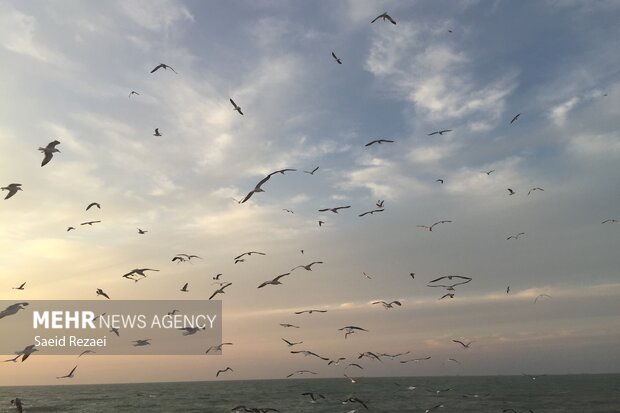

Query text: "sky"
[1, 0, 619, 386]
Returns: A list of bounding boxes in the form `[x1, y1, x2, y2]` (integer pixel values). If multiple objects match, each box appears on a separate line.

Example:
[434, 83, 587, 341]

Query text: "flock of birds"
[2, 7, 616, 413]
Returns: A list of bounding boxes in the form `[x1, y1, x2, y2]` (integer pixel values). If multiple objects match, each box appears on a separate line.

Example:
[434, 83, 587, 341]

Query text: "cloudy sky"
[1, 0, 619, 385]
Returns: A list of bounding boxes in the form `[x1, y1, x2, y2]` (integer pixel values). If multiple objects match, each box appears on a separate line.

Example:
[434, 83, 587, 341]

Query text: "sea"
[1, 375, 619, 412]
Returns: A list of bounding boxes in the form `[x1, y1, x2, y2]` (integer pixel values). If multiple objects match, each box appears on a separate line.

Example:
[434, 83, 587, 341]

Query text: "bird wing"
[41, 151, 54, 167]
[230, 98, 238, 108]
[365, 140, 378, 146]
[150, 64, 163, 73]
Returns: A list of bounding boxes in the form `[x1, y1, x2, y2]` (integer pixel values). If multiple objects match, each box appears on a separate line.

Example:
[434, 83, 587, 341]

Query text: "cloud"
[118, 0, 194, 31]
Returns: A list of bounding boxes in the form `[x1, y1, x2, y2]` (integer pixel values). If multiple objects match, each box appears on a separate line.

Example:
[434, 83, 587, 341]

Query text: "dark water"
[1, 375, 619, 412]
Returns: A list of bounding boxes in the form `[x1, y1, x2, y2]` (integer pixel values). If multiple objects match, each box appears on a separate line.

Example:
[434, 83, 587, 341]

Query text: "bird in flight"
[372, 300, 402, 309]
[78, 350, 95, 358]
[602, 219, 619, 224]
[230, 98, 243, 115]
[365, 139, 394, 146]
[376, 200, 384, 207]
[339, 325, 368, 339]
[429, 275, 472, 284]
[153, 128, 162, 136]
[507, 286, 510, 294]
[282, 208, 294, 213]
[363, 272, 372, 279]
[80, 221, 101, 226]
[39, 140, 61, 167]
[2, 183, 22, 200]
[436, 179, 444, 184]
[343, 396, 369, 410]
[129, 91, 139, 98]
[96, 288, 110, 299]
[205, 342, 233, 354]
[318, 206, 350, 213]
[56, 365, 77, 379]
[440, 293, 455, 300]
[287, 370, 316, 378]
[331, 51, 342, 64]
[359, 208, 384, 217]
[12, 282, 26, 290]
[428, 129, 452, 136]
[290, 350, 329, 361]
[506, 232, 525, 240]
[291, 262, 323, 271]
[132, 339, 151, 347]
[534, 294, 552, 303]
[216, 367, 233, 377]
[234, 251, 266, 260]
[528, 187, 544, 195]
[122, 268, 159, 281]
[258, 273, 290, 289]
[137, 228, 148, 234]
[209, 282, 232, 300]
[483, 170, 495, 175]
[507, 188, 516, 195]
[302, 392, 326, 403]
[371, 12, 396, 24]
[150, 63, 177, 74]
[304, 166, 319, 175]
[67, 226, 75, 232]
[180, 283, 189, 292]
[417, 220, 452, 232]
[282, 338, 303, 347]
[0, 303, 30, 320]
[240, 169, 296, 203]
[10, 398, 23, 413]
[318, 220, 325, 227]
[452, 339, 474, 349]
[280, 323, 300, 328]
[86, 202, 101, 211]
[510, 113, 521, 124]
[400, 356, 431, 364]
[294, 309, 327, 315]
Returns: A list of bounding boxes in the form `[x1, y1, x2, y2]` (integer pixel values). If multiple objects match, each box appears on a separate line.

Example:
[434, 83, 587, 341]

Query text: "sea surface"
[1, 374, 619, 412]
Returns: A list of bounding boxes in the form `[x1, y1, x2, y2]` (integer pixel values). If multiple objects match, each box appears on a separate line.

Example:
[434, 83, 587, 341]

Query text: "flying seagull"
[16, 344, 38, 362]
[86, 202, 101, 211]
[371, 12, 396, 24]
[291, 350, 329, 361]
[417, 220, 452, 232]
[67, 226, 75, 232]
[483, 170, 495, 175]
[510, 113, 521, 124]
[282, 338, 303, 347]
[96, 288, 110, 299]
[132, 339, 151, 347]
[436, 179, 444, 184]
[602, 219, 619, 224]
[0, 302, 29, 320]
[318, 220, 325, 227]
[287, 370, 317, 378]
[2, 183, 22, 200]
[122, 268, 159, 281]
[78, 350, 95, 358]
[39, 140, 61, 167]
[528, 187, 544, 195]
[129, 91, 139, 98]
[425, 404, 444, 412]
[240, 169, 296, 204]
[343, 396, 369, 410]
[365, 139, 394, 146]
[150, 63, 177, 74]
[230, 98, 243, 115]
[283, 208, 294, 213]
[452, 339, 474, 349]
[304, 166, 319, 175]
[376, 200, 384, 207]
[440, 293, 455, 300]
[137, 228, 148, 234]
[110, 328, 119, 336]
[280, 323, 300, 328]
[507, 232, 525, 240]
[209, 282, 232, 300]
[372, 300, 402, 309]
[81, 221, 101, 226]
[429, 275, 472, 284]
[428, 130, 452, 136]
[359, 208, 384, 217]
[180, 283, 189, 292]
[379, 351, 410, 359]
[216, 367, 233, 377]
[235, 251, 266, 260]
[302, 392, 326, 403]
[291, 262, 323, 271]
[534, 294, 552, 303]
[10, 398, 23, 413]
[400, 356, 431, 363]
[153, 128, 162, 136]
[213, 273, 223, 280]
[205, 343, 233, 354]
[56, 365, 77, 379]
[12, 282, 26, 290]
[318, 206, 350, 213]
[331, 51, 342, 64]
[339, 325, 368, 339]
[294, 309, 327, 314]
[363, 272, 372, 279]
[258, 273, 290, 289]
[507, 188, 516, 195]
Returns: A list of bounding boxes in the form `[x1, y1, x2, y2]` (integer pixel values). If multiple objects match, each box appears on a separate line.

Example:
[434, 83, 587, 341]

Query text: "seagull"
[132, 339, 151, 347]
[213, 273, 223, 280]
[358, 351, 382, 362]
[428, 130, 451, 136]
[507, 188, 516, 195]
[510, 113, 521, 124]
[302, 392, 326, 403]
[122, 268, 159, 280]
[528, 187, 544, 195]
[507, 286, 510, 294]
[12, 282, 26, 290]
[258, 273, 290, 288]
[240, 169, 296, 203]
[318, 206, 350, 213]
[180, 283, 189, 292]
[343, 397, 368, 410]
[376, 200, 384, 207]
[86, 202, 101, 211]
[78, 350, 95, 357]
[287, 370, 317, 378]
[282, 338, 303, 347]
[447, 358, 461, 364]
[534, 294, 552, 303]
[331, 52, 342, 64]
[328, 357, 346, 365]
[365, 139, 394, 146]
[339, 326, 368, 339]
[425, 404, 444, 412]
[153, 128, 162, 136]
[96, 288, 110, 299]
[291, 262, 323, 271]
[363, 272, 372, 279]
[150, 63, 177, 74]
[216, 367, 233, 377]
[172, 256, 187, 263]
[129, 91, 140, 98]
[344, 373, 358, 383]
[410, 273, 415, 279]
[167, 310, 179, 316]
[205, 343, 233, 354]
[39, 140, 61, 167]
[372, 300, 402, 309]
[209, 282, 232, 300]
[234, 251, 266, 260]
[178, 326, 205, 336]
[175, 253, 202, 262]
[428, 275, 472, 284]
[230, 98, 243, 115]
[56, 365, 77, 379]
[137, 228, 148, 234]
[359, 208, 384, 217]
[304, 166, 319, 175]
[602, 219, 619, 224]
[2, 183, 22, 200]
[291, 350, 329, 361]
[400, 356, 431, 363]
[110, 328, 120, 336]
[483, 170, 495, 175]
[379, 351, 410, 359]
[10, 398, 23, 413]
[318, 220, 325, 227]
[0, 302, 29, 320]
[507, 232, 525, 240]
[81, 221, 101, 226]
[452, 339, 474, 349]
[417, 220, 452, 232]
[346, 363, 364, 370]
[67, 226, 76, 231]
[282, 208, 294, 213]
[294, 309, 327, 314]
[436, 179, 444, 184]
[440, 293, 455, 300]
[371, 12, 396, 24]
[280, 323, 300, 328]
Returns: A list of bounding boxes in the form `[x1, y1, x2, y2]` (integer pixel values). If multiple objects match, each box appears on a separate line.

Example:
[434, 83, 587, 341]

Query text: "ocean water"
[1, 375, 619, 412]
